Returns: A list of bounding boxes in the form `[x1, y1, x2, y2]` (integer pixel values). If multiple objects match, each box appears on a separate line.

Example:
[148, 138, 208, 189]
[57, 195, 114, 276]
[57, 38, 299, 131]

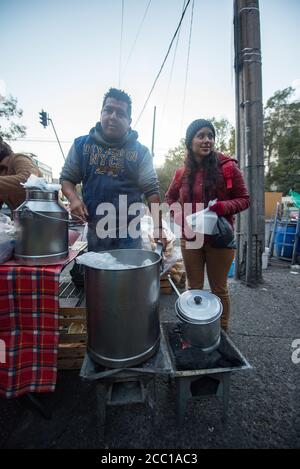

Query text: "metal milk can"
[13, 189, 69, 265]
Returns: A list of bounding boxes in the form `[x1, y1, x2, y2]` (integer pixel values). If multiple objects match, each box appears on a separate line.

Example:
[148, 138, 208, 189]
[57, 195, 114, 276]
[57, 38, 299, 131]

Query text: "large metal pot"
[13, 189, 69, 265]
[85, 249, 161, 368]
[168, 276, 222, 352]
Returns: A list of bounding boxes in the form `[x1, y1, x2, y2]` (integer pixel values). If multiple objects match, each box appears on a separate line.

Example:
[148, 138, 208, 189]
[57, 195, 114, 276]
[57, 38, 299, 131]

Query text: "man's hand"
[61, 180, 89, 223]
[146, 193, 167, 250]
[69, 196, 89, 223]
[153, 225, 168, 251]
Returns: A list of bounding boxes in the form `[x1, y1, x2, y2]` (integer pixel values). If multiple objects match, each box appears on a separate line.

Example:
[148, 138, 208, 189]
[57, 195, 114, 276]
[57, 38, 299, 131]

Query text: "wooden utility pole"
[234, 0, 265, 286]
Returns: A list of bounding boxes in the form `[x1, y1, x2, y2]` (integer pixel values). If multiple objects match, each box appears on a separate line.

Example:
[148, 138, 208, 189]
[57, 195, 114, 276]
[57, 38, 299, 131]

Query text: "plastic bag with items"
[0, 214, 16, 263]
[21, 173, 61, 191]
[140, 215, 176, 254]
[140, 214, 184, 278]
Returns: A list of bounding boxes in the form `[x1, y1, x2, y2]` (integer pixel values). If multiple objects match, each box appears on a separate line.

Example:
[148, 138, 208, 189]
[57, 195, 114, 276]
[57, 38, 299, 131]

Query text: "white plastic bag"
[185, 199, 218, 235]
[0, 214, 15, 263]
[186, 207, 218, 235]
[21, 174, 61, 191]
[75, 251, 152, 270]
[0, 240, 15, 263]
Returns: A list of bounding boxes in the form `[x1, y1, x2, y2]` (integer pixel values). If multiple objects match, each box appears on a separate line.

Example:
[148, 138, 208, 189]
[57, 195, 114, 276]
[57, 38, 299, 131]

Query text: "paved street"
[1, 259, 299, 449]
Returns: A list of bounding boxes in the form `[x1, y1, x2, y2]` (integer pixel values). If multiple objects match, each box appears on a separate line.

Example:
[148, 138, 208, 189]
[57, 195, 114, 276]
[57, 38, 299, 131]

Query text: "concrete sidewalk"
[1, 259, 299, 449]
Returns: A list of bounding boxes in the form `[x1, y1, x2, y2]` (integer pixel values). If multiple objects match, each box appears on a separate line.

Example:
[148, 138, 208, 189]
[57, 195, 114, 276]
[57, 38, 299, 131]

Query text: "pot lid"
[176, 289, 222, 324]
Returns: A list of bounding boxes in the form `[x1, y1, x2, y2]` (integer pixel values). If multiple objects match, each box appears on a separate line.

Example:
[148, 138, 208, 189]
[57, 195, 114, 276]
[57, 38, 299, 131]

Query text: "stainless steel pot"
[13, 189, 69, 265]
[85, 248, 162, 368]
[168, 276, 222, 352]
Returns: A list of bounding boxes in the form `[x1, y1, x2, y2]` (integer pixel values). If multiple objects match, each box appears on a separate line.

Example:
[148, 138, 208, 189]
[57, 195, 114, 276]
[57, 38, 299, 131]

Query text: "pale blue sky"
[1, 0, 300, 177]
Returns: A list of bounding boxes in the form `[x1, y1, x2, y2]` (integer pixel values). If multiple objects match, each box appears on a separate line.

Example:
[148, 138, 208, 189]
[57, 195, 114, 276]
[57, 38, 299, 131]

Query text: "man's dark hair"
[102, 88, 132, 119]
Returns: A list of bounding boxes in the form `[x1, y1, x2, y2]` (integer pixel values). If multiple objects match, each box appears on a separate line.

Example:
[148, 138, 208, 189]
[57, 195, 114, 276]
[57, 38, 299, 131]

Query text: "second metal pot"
[168, 276, 222, 352]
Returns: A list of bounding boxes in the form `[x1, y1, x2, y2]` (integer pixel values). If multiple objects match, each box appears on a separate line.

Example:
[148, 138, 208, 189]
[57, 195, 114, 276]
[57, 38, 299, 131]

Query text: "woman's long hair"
[184, 150, 221, 205]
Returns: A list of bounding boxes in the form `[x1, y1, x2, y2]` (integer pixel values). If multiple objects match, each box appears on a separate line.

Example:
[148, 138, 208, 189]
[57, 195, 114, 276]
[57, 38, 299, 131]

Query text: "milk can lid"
[176, 289, 222, 324]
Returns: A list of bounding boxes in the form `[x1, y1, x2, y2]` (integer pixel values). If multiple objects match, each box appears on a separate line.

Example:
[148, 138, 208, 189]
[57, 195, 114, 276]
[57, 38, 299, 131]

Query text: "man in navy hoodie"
[60, 88, 163, 251]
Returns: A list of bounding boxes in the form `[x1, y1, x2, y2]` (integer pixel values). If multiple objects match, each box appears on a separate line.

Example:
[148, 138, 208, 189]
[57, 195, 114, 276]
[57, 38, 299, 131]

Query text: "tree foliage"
[264, 87, 300, 194]
[156, 117, 235, 199]
[210, 117, 235, 156]
[0, 94, 26, 140]
[156, 88, 300, 199]
[156, 139, 186, 198]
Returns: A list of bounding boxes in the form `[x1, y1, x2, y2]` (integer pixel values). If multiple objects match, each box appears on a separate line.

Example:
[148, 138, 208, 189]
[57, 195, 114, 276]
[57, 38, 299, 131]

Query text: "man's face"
[100, 97, 131, 140]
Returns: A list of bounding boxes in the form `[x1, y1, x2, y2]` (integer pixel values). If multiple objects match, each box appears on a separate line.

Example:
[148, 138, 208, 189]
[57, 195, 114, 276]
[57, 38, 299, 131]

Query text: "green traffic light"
[39, 110, 48, 127]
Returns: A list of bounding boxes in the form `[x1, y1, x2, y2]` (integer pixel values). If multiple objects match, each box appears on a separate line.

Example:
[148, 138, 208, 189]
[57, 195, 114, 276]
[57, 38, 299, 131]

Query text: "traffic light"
[39, 110, 48, 128]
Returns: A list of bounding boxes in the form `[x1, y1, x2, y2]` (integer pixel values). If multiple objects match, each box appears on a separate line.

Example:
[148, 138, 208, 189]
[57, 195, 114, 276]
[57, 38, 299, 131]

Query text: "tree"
[156, 117, 235, 198]
[264, 87, 300, 194]
[156, 139, 185, 198]
[267, 127, 300, 194]
[0, 94, 26, 140]
[210, 117, 235, 156]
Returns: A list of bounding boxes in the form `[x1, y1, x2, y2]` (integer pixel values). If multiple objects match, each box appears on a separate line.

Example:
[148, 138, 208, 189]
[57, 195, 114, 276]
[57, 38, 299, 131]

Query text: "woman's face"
[191, 126, 215, 162]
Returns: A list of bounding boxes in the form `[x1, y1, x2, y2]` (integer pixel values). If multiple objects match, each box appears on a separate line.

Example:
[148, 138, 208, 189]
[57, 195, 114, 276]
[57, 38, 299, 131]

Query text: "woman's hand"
[209, 201, 225, 216]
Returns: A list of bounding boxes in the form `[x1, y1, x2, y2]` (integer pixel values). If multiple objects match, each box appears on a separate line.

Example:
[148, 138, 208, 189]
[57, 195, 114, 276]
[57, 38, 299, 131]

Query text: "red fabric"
[209, 201, 226, 216]
[0, 265, 63, 398]
[0, 230, 82, 398]
[222, 160, 234, 190]
[165, 152, 250, 236]
[0, 266, 62, 398]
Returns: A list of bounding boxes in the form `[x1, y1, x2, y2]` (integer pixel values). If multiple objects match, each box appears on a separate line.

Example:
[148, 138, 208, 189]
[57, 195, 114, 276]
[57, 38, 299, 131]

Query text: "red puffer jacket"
[165, 152, 250, 235]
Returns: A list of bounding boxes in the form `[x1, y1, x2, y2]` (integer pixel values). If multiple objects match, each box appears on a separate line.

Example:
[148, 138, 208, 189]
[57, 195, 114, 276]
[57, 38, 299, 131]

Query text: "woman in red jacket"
[165, 119, 250, 331]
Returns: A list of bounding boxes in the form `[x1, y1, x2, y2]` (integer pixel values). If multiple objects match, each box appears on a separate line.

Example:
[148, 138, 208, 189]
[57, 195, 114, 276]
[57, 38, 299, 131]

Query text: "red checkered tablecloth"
[0, 230, 83, 398]
[0, 265, 62, 398]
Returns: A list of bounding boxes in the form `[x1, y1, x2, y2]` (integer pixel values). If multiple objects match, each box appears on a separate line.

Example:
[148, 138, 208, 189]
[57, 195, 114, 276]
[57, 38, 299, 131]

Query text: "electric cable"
[181, 0, 195, 130]
[118, 0, 125, 87]
[7, 138, 72, 143]
[122, 0, 152, 78]
[134, 0, 191, 127]
[160, 0, 187, 125]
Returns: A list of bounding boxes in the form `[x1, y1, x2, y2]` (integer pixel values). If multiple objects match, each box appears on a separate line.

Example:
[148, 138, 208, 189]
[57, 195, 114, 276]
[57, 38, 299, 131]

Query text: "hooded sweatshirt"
[60, 123, 159, 222]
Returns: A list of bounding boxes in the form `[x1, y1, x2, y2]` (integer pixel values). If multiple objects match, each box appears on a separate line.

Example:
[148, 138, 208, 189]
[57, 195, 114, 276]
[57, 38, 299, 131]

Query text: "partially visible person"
[165, 119, 250, 331]
[60, 87, 165, 252]
[0, 137, 42, 213]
